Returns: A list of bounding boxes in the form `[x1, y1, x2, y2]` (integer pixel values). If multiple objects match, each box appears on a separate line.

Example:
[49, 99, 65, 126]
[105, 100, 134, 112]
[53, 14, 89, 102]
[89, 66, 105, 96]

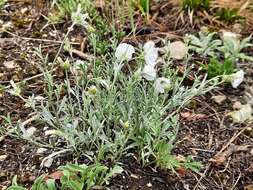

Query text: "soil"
[0, 1, 253, 190]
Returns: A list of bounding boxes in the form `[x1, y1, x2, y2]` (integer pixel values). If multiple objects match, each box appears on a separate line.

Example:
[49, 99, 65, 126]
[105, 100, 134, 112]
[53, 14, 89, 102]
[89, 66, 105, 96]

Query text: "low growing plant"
[0, 0, 6, 9]
[205, 58, 235, 78]
[8, 40, 218, 173]
[186, 31, 253, 61]
[7, 163, 123, 190]
[185, 31, 222, 57]
[182, 0, 210, 11]
[217, 8, 244, 23]
[5, 7, 220, 189]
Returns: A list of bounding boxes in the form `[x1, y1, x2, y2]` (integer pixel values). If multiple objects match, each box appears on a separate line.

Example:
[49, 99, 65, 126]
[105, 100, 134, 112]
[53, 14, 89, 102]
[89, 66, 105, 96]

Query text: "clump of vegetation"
[2, 0, 253, 189]
[133, 0, 150, 14]
[217, 8, 244, 23]
[186, 30, 252, 78]
[8, 163, 123, 190]
[206, 58, 235, 78]
[2, 7, 220, 188]
[182, 0, 210, 11]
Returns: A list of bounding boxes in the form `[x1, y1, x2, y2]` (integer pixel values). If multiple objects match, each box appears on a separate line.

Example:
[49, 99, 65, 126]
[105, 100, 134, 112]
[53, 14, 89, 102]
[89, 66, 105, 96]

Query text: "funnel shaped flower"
[231, 70, 244, 88]
[115, 43, 135, 62]
[144, 41, 158, 67]
[142, 65, 156, 81]
[223, 70, 244, 88]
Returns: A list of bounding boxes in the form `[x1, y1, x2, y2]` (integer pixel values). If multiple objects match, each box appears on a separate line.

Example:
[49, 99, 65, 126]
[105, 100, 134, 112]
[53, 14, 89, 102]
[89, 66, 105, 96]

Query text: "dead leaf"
[176, 167, 187, 177]
[95, 0, 105, 9]
[220, 30, 240, 42]
[176, 155, 186, 162]
[3, 60, 16, 69]
[244, 185, 253, 190]
[210, 151, 229, 166]
[228, 104, 253, 123]
[212, 95, 226, 105]
[0, 136, 5, 142]
[47, 171, 64, 180]
[244, 86, 253, 106]
[180, 112, 206, 121]
[169, 41, 187, 60]
[44, 129, 62, 136]
[210, 145, 251, 166]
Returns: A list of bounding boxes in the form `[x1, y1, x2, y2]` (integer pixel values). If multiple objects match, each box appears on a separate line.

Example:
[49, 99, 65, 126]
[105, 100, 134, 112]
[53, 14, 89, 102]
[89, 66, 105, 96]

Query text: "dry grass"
[168, 0, 253, 26]
[212, 0, 253, 24]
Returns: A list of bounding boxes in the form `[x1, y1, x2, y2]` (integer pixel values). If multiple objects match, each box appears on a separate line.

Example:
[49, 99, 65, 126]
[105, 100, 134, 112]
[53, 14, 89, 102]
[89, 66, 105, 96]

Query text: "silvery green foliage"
[71, 4, 89, 27]
[9, 39, 218, 174]
[186, 31, 253, 61]
[218, 36, 253, 61]
[185, 32, 222, 57]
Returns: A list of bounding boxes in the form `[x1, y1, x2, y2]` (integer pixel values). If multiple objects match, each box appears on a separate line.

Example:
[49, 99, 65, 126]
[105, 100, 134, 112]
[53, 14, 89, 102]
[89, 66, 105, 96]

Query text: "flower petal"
[115, 43, 135, 62]
[144, 41, 158, 67]
[142, 65, 156, 81]
[154, 77, 171, 93]
[231, 70, 244, 88]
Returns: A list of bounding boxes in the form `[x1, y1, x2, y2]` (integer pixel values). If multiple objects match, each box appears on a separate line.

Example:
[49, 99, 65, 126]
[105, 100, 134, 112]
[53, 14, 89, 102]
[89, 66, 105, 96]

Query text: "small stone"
[147, 182, 152, 187]
[3, 60, 16, 69]
[130, 174, 139, 179]
[233, 101, 242, 110]
[169, 41, 187, 60]
[0, 155, 8, 161]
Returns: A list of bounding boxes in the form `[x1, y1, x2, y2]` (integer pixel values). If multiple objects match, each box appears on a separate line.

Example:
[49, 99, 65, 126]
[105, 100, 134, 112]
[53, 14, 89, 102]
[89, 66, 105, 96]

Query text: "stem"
[52, 22, 76, 67]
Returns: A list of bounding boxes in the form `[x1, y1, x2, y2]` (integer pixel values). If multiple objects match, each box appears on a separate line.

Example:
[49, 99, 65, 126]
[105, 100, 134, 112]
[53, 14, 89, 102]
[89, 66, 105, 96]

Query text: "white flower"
[231, 70, 244, 88]
[154, 77, 171, 93]
[71, 4, 89, 27]
[142, 65, 156, 81]
[115, 43, 135, 62]
[144, 41, 158, 67]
